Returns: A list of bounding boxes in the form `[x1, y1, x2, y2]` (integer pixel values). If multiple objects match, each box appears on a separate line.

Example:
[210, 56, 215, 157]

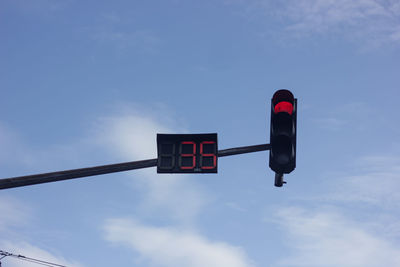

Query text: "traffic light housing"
[269, 89, 297, 177]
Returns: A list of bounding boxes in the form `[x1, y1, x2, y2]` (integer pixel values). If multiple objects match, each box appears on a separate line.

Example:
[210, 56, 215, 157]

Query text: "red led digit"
[200, 141, 216, 169]
[179, 141, 196, 169]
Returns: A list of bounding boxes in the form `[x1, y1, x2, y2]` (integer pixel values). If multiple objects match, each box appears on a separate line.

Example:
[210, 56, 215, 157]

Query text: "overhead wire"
[0, 250, 66, 267]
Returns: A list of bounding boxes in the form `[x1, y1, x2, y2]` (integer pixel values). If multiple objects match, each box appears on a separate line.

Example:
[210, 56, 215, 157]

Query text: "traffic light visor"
[272, 89, 294, 105]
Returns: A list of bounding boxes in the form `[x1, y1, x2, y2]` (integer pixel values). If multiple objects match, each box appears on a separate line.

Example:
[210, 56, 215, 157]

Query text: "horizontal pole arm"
[218, 143, 270, 157]
[0, 159, 158, 190]
[0, 143, 270, 190]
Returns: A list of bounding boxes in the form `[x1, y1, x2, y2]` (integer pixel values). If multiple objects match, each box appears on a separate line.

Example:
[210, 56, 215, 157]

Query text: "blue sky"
[1, 0, 400, 266]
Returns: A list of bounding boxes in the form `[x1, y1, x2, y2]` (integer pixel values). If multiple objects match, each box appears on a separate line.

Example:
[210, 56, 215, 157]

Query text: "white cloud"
[93, 30, 160, 52]
[354, 155, 400, 173]
[0, 124, 35, 169]
[322, 155, 400, 210]
[267, 152, 400, 266]
[96, 107, 254, 266]
[311, 102, 382, 132]
[0, 195, 31, 233]
[103, 218, 254, 267]
[330, 171, 400, 208]
[312, 117, 347, 131]
[0, 196, 83, 267]
[1, 104, 225, 266]
[0, 122, 92, 173]
[0, 241, 83, 267]
[229, 0, 400, 47]
[1, 103, 209, 223]
[90, 12, 161, 54]
[225, 201, 246, 212]
[91, 106, 210, 223]
[274, 207, 400, 267]
[92, 113, 170, 160]
[8, 0, 73, 16]
[282, 0, 387, 30]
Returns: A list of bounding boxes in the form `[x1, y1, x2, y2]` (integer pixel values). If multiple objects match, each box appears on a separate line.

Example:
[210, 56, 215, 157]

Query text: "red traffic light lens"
[274, 101, 293, 115]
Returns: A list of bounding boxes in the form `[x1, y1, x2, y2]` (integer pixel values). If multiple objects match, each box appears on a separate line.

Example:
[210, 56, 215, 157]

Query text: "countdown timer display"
[157, 133, 218, 173]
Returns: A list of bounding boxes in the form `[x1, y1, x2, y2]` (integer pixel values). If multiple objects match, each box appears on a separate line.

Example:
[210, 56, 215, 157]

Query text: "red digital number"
[200, 141, 217, 169]
[179, 141, 196, 169]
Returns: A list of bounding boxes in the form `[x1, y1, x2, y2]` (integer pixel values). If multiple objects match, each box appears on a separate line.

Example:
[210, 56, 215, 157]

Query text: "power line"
[0, 250, 66, 267]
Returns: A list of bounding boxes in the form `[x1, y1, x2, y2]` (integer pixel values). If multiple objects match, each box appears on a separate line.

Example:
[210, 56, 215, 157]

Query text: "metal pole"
[218, 144, 270, 157]
[0, 144, 270, 190]
[0, 159, 158, 190]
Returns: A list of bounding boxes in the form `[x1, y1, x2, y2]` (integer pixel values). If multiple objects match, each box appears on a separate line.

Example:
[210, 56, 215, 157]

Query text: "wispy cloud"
[1, 103, 251, 266]
[268, 152, 400, 266]
[89, 12, 161, 54]
[92, 29, 160, 53]
[0, 124, 33, 169]
[225, 201, 247, 212]
[0, 241, 84, 267]
[0, 196, 83, 267]
[97, 105, 254, 266]
[7, 0, 73, 16]
[0, 103, 209, 223]
[324, 154, 400, 210]
[103, 218, 254, 267]
[229, 0, 400, 47]
[90, 105, 210, 223]
[311, 102, 380, 132]
[0, 122, 99, 174]
[0, 195, 31, 233]
[274, 207, 400, 267]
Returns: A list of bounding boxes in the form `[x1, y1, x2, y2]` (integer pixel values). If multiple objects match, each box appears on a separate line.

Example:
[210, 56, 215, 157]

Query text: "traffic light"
[269, 89, 297, 186]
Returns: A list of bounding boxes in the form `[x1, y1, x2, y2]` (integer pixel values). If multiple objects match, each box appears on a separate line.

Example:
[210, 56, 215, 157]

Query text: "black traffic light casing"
[269, 89, 297, 174]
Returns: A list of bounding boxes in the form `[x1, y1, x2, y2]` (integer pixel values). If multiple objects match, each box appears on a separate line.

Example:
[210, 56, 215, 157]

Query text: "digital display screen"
[157, 133, 218, 173]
